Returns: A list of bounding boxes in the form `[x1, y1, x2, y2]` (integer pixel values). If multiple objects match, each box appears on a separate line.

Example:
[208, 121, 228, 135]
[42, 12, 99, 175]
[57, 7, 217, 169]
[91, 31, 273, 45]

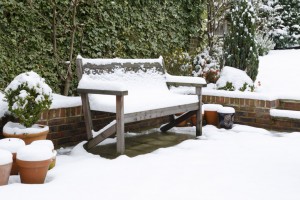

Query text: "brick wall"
[1, 95, 299, 148]
[203, 95, 300, 132]
[0, 106, 169, 148]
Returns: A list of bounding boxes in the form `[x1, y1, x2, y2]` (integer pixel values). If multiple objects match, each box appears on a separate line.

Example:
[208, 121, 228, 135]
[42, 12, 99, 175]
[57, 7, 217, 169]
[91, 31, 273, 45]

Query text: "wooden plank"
[124, 103, 199, 123]
[116, 95, 125, 154]
[82, 61, 164, 74]
[77, 88, 128, 96]
[85, 122, 117, 150]
[166, 81, 207, 87]
[196, 87, 203, 136]
[160, 111, 197, 132]
[81, 93, 93, 140]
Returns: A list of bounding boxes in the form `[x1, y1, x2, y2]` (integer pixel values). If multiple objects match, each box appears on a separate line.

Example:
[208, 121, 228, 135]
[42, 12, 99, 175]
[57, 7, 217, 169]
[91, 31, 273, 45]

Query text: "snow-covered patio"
[1, 49, 300, 199]
[2, 125, 300, 200]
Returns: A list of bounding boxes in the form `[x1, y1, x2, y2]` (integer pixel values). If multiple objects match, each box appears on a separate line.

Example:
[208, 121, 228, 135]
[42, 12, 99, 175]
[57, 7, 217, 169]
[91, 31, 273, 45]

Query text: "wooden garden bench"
[76, 55, 207, 154]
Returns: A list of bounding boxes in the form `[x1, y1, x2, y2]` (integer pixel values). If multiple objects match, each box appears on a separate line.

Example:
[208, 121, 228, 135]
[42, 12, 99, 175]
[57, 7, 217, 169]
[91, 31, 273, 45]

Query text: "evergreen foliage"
[224, 0, 259, 81]
[270, 0, 300, 49]
[0, 0, 205, 94]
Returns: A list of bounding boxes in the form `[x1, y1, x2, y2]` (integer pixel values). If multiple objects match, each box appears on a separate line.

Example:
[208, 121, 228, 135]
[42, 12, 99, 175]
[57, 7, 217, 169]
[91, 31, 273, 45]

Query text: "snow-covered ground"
[255, 49, 300, 100]
[1, 125, 300, 200]
[1, 50, 300, 199]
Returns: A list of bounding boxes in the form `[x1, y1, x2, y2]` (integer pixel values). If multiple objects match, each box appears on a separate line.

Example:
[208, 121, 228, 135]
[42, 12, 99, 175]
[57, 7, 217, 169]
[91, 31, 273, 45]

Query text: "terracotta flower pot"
[30, 140, 56, 170]
[17, 159, 52, 184]
[0, 163, 12, 186]
[203, 104, 223, 127]
[3, 122, 49, 145]
[16, 145, 53, 184]
[49, 151, 57, 170]
[11, 153, 18, 175]
[0, 138, 25, 175]
[0, 149, 13, 186]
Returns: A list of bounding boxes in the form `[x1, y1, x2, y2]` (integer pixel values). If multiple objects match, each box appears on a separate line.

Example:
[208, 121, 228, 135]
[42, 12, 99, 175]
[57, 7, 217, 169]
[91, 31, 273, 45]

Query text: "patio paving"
[88, 131, 195, 159]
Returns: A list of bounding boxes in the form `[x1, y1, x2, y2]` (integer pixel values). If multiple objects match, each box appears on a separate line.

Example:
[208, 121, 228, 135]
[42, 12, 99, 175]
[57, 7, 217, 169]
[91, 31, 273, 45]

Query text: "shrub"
[224, 0, 259, 81]
[4, 71, 53, 127]
[192, 49, 220, 83]
[164, 49, 193, 76]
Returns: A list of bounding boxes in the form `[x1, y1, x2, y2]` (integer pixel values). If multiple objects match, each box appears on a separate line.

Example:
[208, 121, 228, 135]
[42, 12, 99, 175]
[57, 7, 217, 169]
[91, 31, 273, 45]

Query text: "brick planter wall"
[0, 106, 169, 148]
[203, 95, 300, 132]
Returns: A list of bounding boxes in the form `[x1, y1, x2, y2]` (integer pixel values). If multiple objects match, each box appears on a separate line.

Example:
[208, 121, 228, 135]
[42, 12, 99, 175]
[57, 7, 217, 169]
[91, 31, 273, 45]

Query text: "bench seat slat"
[124, 102, 199, 123]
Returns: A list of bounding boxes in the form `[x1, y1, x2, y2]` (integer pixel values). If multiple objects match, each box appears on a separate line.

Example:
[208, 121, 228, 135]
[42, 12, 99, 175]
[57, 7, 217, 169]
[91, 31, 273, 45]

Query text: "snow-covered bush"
[269, 0, 300, 48]
[255, 31, 275, 56]
[216, 67, 255, 92]
[224, 0, 259, 81]
[192, 48, 221, 83]
[164, 49, 193, 76]
[4, 71, 53, 127]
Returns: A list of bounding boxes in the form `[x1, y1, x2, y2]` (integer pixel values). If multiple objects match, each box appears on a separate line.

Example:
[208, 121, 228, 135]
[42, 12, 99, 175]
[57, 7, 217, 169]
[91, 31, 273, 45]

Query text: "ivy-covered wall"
[0, 0, 205, 95]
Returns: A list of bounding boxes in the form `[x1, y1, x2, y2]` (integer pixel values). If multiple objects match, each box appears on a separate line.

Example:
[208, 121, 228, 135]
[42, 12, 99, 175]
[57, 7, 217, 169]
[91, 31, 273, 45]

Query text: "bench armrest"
[166, 74, 207, 87]
[77, 88, 128, 96]
[77, 75, 128, 96]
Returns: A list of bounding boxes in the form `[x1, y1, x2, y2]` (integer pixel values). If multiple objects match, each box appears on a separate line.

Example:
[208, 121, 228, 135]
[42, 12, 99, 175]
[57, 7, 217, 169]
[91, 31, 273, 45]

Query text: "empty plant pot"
[217, 107, 235, 129]
[16, 145, 53, 184]
[203, 104, 223, 127]
[0, 149, 13, 186]
[0, 138, 25, 175]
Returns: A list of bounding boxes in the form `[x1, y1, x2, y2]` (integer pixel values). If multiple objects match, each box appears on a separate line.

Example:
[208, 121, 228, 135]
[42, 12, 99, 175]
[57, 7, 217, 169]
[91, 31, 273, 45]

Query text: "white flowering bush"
[4, 71, 53, 127]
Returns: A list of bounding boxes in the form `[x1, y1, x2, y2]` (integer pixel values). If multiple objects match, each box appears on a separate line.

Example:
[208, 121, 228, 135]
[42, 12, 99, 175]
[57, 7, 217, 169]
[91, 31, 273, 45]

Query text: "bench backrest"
[76, 56, 169, 94]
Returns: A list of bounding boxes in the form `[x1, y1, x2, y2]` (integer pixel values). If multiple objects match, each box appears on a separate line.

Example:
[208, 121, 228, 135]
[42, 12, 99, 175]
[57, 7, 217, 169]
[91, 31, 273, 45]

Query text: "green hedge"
[0, 0, 205, 95]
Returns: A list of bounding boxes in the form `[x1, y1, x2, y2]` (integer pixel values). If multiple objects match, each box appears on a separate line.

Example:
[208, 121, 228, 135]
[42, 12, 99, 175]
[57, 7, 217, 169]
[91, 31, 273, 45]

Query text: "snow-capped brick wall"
[203, 95, 300, 133]
[279, 100, 300, 111]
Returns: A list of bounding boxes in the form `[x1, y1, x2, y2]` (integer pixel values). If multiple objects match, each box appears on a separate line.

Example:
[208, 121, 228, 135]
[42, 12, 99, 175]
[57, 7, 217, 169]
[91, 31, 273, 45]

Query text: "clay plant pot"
[30, 140, 56, 170]
[0, 138, 26, 175]
[16, 145, 53, 184]
[17, 159, 52, 184]
[49, 150, 57, 170]
[3, 122, 49, 145]
[203, 104, 223, 127]
[0, 149, 13, 186]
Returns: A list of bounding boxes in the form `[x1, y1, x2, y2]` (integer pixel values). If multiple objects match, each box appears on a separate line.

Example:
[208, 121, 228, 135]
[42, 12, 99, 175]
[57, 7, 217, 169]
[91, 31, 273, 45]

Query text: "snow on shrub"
[4, 71, 53, 128]
[193, 49, 221, 84]
[216, 67, 255, 92]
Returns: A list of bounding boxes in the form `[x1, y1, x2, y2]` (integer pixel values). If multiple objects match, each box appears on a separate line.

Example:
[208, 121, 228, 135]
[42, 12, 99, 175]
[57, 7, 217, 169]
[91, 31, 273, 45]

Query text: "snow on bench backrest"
[77, 56, 170, 94]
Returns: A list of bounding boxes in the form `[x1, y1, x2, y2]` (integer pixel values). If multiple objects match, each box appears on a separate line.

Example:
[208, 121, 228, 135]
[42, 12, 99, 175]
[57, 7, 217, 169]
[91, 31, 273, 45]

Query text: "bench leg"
[196, 87, 203, 136]
[116, 95, 125, 154]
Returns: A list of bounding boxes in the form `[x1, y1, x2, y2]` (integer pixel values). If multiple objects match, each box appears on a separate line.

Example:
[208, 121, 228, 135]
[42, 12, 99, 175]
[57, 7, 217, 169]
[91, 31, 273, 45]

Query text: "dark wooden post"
[116, 95, 125, 154]
[196, 87, 203, 136]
